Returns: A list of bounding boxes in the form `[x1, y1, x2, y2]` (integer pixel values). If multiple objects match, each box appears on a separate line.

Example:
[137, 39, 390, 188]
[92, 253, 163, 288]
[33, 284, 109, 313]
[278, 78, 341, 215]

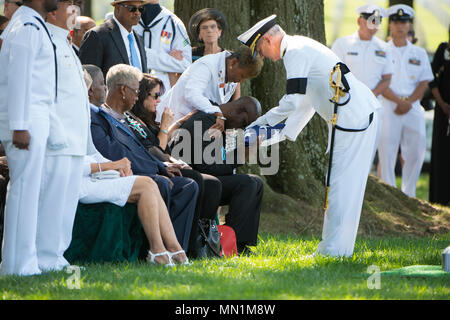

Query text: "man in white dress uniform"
[378, 5, 434, 197]
[239, 15, 381, 257]
[331, 4, 394, 162]
[0, 0, 59, 276]
[36, 1, 94, 272]
[134, 0, 192, 92]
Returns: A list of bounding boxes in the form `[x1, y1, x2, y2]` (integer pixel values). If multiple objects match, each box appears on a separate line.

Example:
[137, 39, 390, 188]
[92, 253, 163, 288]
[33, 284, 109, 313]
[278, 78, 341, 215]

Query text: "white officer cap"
[387, 4, 414, 21]
[356, 4, 386, 18]
[237, 15, 277, 56]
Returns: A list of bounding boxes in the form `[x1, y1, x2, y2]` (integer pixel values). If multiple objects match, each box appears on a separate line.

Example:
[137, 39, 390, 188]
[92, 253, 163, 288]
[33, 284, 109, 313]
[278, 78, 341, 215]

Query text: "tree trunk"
[83, 0, 92, 17]
[175, 0, 328, 206]
[389, 0, 413, 8]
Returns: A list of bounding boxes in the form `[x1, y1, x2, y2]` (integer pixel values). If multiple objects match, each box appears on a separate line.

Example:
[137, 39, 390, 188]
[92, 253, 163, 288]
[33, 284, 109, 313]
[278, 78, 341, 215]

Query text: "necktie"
[127, 33, 142, 71]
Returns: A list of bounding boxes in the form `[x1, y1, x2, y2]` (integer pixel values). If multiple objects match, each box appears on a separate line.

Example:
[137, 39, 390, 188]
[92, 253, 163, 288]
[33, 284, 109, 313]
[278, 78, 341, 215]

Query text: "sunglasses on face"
[148, 92, 161, 100]
[119, 4, 146, 14]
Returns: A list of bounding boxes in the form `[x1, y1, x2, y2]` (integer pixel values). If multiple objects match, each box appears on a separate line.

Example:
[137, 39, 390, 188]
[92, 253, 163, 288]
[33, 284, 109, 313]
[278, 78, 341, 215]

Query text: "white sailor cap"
[387, 4, 414, 21]
[356, 4, 386, 19]
[237, 14, 277, 56]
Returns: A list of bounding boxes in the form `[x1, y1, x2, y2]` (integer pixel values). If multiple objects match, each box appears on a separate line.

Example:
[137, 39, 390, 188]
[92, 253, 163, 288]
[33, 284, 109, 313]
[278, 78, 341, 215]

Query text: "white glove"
[246, 114, 268, 130]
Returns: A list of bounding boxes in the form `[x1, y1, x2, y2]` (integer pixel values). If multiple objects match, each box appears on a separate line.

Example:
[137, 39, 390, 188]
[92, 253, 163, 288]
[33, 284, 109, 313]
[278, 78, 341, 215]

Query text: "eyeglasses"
[6, 0, 23, 6]
[121, 84, 140, 96]
[148, 92, 162, 100]
[119, 4, 146, 14]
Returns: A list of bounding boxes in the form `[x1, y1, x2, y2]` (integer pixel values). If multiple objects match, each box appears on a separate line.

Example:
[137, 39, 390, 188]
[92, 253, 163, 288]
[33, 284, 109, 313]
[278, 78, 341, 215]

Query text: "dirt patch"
[256, 175, 450, 237]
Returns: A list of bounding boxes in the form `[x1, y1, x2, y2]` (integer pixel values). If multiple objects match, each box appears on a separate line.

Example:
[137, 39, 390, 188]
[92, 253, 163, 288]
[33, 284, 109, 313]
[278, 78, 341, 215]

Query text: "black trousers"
[180, 169, 222, 255]
[217, 174, 263, 249]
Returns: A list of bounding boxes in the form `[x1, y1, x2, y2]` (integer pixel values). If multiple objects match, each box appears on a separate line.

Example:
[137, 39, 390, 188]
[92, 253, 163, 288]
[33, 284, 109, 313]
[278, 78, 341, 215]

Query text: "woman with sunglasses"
[126, 74, 223, 259]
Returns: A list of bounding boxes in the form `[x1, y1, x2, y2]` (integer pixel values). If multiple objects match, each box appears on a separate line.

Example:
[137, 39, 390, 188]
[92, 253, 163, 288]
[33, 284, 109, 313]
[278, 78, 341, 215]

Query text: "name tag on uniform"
[375, 50, 386, 58]
[408, 58, 421, 66]
[347, 52, 358, 56]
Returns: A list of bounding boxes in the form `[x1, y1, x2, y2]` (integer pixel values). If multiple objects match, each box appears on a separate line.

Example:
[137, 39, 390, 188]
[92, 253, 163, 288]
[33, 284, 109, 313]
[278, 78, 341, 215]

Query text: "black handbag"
[191, 219, 223, 259]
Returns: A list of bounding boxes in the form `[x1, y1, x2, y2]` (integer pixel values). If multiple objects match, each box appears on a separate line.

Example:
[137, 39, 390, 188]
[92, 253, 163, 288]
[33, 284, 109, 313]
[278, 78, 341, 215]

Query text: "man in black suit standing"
[79, 0, 148, 77]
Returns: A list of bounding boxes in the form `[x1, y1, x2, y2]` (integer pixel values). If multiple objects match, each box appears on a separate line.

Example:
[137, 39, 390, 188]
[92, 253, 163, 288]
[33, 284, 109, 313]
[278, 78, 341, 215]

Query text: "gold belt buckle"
[401, 96, 408, 101]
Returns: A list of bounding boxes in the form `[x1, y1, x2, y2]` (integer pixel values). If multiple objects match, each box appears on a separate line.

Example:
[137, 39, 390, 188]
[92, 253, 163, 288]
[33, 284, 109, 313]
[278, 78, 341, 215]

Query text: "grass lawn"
[1, 233, 448, 300]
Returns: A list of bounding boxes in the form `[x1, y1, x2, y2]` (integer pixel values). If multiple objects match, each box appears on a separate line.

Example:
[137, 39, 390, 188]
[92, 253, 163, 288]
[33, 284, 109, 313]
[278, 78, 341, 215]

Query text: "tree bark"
[175, 0, 328, 206]
[389, 0, 413, 8]
[83, 0, 92, 17]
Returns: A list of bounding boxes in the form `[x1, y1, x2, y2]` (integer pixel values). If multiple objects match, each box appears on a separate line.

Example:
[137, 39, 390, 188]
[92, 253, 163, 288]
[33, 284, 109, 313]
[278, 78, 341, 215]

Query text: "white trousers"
[36, 155, 84, 272]
[0, 116, 49, 276]
[378, 105, 426, 197]
[316, 112, 377, 257]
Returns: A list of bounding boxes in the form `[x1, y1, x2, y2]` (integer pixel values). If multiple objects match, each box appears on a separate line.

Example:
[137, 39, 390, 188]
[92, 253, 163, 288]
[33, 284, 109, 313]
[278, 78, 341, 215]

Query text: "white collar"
[113, 14, 133, 38]
[280, 34, 288, 58]
[47, 23, 70, 40]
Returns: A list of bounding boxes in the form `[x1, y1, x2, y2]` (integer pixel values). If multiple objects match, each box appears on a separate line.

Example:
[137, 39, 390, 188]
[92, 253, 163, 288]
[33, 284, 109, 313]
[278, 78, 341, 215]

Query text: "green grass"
[396, 173, 429, 201]
[1, 234, 449, 300]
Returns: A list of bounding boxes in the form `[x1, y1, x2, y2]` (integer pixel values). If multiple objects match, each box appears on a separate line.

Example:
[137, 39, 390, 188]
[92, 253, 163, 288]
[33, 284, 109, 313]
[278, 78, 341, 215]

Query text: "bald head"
[72, 16, 96, 48]
[220, 96, 262, 130]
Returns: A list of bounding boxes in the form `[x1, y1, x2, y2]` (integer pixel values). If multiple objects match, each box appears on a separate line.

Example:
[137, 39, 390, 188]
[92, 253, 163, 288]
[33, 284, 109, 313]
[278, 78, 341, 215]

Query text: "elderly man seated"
[172, 96, 264, 255]
[90, 64, 198, 252]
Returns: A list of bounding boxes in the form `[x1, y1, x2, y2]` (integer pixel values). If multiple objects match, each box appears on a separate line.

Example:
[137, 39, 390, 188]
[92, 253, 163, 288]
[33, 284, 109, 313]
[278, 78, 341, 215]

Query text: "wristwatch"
[217, 116, 227, 121]
[160, 129, 169, 135]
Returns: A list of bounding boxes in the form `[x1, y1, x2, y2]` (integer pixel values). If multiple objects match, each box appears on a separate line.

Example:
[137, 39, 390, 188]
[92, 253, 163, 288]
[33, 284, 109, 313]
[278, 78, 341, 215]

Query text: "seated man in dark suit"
[172, 96, 264, 254]
[79, 0, 148, 78]
[90, 64, 198, 251]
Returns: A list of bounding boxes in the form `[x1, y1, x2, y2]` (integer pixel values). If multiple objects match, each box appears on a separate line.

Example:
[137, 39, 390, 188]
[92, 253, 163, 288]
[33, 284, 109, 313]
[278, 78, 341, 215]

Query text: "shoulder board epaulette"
[24, 22, 40, 30]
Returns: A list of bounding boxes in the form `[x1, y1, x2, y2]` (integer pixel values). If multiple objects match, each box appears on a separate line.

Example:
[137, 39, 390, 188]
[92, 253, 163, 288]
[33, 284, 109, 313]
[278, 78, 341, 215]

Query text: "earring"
[123, 96, 125, 100]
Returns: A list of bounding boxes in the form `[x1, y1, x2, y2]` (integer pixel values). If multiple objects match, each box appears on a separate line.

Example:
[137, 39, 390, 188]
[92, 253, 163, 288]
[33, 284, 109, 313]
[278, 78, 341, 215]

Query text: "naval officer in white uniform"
[157, 45, 263, 133]
[378, 5, 433, 197]
[332, 5, 393, 162]
[134, 0, 192, 92]
[239, 15, 381, 257]
[36, 1, 96, 272]
[0, 0, 59, 276]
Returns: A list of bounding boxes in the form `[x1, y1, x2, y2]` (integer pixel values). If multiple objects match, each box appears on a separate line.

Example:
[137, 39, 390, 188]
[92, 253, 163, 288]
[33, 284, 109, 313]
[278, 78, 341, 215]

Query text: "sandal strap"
[148, 250, 171, 263]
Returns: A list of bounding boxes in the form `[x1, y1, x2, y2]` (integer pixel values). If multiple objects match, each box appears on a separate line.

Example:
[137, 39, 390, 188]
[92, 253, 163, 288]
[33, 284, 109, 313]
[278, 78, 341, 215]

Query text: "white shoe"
[169, 250, 191, 266]
[147, 250, 175, 267]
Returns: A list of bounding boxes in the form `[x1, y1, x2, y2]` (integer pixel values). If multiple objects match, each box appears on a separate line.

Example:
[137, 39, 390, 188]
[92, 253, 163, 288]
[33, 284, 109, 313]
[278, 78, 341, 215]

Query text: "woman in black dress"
[429, 25, 450, 206]
[126, 74, 223, 258]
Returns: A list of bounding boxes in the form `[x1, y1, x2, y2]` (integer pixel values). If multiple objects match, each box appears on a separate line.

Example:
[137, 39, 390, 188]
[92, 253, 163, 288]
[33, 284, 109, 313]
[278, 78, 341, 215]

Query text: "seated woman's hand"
[208, 118, 225, 139]
[161, 107, 174, 130]
[112, 157, 133, 177]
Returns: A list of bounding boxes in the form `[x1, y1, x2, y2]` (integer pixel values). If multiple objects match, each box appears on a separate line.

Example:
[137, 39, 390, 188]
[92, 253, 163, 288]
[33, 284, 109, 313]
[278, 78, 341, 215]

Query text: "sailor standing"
[378, 5, 433, 197]
[134, 0, 192, 92]
[332, 4, 393, 161]
[238, 15, 381, 257]
[0, 0, 59, 276]
[36, 2, 95, 272]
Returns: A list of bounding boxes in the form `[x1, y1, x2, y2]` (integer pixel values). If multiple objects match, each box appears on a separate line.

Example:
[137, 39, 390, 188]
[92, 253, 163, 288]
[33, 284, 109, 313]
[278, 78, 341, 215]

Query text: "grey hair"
[265, 24, 285, 37]
[105, 64, 143, 91]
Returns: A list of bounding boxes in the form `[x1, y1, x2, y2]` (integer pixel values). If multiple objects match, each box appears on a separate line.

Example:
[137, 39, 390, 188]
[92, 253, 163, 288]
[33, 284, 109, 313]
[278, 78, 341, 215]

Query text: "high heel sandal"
[147, 250, 175, 267]
[169, 250, 191, 266]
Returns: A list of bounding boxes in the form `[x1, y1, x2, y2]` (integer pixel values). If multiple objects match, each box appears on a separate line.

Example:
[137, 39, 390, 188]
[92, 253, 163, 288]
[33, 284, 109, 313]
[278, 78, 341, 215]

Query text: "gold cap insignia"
[399, 9, 404, 16]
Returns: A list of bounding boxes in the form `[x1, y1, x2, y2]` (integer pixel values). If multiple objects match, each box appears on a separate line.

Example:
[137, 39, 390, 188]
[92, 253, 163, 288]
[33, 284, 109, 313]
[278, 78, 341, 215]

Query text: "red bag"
[217, 225, 238, 257]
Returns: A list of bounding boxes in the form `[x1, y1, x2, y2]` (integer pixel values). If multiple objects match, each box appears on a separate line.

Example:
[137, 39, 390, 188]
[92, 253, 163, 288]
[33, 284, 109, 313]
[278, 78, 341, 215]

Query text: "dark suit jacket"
[79, 18, 148, 78]
[174, 111, 240, 177]
[90, 107, 167, 178]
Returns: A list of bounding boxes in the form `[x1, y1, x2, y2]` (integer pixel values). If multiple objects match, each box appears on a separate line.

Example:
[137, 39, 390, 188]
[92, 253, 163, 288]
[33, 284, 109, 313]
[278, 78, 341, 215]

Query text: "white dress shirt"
[113, 15, 142, 69]
[332, 32, 394, 92]
[46, 23, 91, 156]
[158, 50, 238, 122]
[0, 5, 56, 140]
[133, 6, 192, 91]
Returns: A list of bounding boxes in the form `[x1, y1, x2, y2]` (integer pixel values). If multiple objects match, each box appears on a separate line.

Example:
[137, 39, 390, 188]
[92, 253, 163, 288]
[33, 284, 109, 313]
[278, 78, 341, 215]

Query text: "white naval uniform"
[378, 40, 434, 197]
[0, 6, 56, 276]
[35, 23, 93, 272]
[157, 50, 238, 123]
[332, 32, 394, 161]
[133, 6, 192, 92]
[250, 35, 380, 257]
